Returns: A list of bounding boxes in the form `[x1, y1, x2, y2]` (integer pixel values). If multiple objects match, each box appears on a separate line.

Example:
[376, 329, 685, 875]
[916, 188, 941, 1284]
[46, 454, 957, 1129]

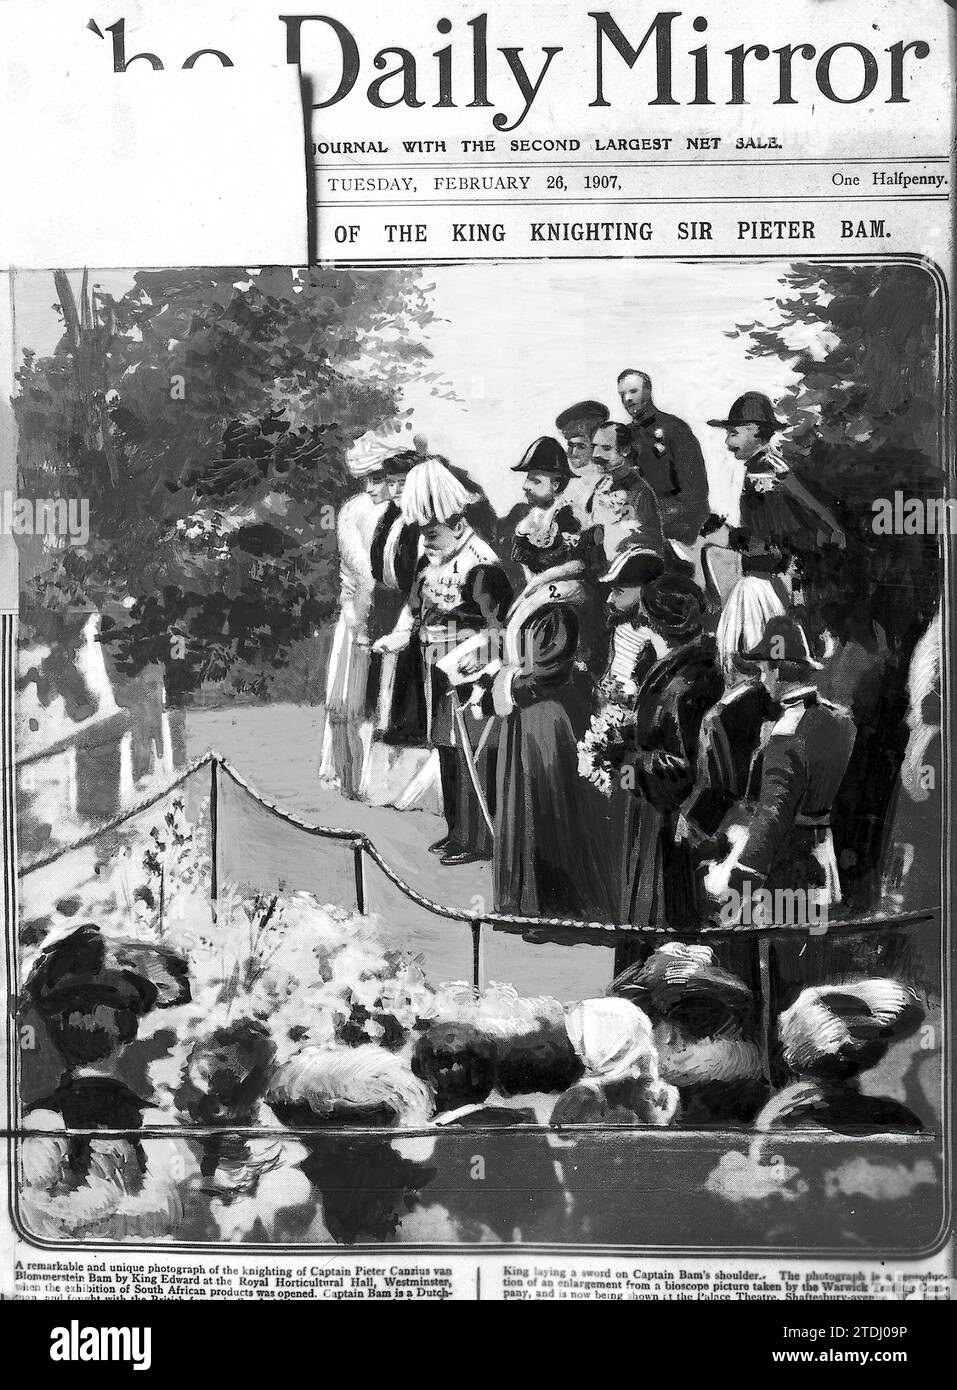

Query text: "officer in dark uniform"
[701, 616, 858, 1071]
[617, 368, 710, 546]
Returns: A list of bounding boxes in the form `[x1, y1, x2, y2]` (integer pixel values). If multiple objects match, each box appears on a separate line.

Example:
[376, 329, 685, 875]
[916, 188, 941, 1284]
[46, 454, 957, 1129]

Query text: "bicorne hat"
[597, 546, 665, 589]
[511, 436, 572, 480]
[707, 392, 786, 431]
[740, 615, 822, 668]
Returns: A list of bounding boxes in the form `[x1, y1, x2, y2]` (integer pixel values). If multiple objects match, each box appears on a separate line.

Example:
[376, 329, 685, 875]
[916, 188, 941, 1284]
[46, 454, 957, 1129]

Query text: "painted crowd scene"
[11, 259, 945, 1247]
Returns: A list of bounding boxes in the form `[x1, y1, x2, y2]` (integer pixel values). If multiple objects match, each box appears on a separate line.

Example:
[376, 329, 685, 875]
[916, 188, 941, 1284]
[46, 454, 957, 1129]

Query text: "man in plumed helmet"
[374, 456, 513, 865]
[615, 573, 723, 971]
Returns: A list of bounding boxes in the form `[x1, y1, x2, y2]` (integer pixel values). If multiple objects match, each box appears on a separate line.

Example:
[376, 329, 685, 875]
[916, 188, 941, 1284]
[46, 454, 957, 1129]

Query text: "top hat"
[511, 436, 572, 480]
[707, 392, 787, 432]
[613, 943, 754, 1038]
[555, 400, 610, 433]
[597, 546, 665, 589]
[741, 615, 822, 668]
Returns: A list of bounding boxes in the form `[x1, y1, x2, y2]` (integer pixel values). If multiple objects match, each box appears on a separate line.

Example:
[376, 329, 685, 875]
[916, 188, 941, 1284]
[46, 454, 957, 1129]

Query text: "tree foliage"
[730, 261, 942, 649]
[731, 262, 944, 906]
[15, 266, 440, 702]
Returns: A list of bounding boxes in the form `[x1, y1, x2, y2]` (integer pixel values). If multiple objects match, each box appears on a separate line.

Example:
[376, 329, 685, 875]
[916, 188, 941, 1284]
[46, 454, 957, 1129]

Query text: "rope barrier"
[16, 749, 940, 939]
[18, 751, 215, 877]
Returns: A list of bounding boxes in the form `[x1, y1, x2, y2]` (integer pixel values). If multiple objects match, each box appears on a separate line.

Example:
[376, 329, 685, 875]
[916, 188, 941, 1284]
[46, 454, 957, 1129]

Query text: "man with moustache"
[617, 368, 710, 547]
[554, 399, 610, 524]
[703, 392, 844, 683]
[589, 421, 666, 562]
[373, 456, 512, 865]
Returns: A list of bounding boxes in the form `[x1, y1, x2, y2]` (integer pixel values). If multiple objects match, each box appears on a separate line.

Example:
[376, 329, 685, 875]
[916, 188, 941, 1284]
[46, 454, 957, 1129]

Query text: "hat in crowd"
[641, 573, 708, 639]
[345, 434, 392, 479]
[564, 998, 660, 1083]
[24, 923, 189, 1020]
[707, 392, 786, 432]
[401, 455, 479, 526]
[778, 980, 923, 1080]
[741, 614, 822, 668]
[597, 546, 665, 589]
[511, 436, 572, 481]
[268, 1043, 433, 1128]
[382, 449, 420, 478]
[555, 400, 610, 433]
[612, 943, 753, 1039]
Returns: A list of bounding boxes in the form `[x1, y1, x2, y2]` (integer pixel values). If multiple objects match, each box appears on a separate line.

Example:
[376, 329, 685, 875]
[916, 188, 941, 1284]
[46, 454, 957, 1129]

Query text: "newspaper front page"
[0, 0, 954, 1317]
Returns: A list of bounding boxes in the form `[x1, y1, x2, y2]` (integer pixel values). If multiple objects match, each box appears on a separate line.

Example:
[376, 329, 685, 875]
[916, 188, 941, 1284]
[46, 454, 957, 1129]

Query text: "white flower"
[653, 427, 664, 440]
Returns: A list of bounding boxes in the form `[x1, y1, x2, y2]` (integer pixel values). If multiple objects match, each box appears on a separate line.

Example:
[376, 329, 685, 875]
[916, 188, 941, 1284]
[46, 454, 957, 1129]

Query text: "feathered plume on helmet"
[401, 451, 478, 526]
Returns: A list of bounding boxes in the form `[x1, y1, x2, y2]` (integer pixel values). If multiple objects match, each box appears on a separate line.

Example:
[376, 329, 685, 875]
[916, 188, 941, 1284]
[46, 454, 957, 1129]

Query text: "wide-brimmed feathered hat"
[612, 943, 754, 1038]
[641, 574, 709, 639]
[778, 980, 923, 1079]
[24, 923, 190, 1018]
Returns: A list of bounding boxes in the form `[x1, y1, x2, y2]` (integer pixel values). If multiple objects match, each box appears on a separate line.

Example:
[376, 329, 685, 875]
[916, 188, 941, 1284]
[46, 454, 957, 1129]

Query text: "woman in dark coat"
[485, 528, 617, 923]
[617, 576, 724, 971]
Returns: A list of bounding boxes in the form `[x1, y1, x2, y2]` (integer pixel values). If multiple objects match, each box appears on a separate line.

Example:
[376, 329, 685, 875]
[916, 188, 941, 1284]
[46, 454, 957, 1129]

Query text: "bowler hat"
[707, 392, 786, 431]
[741, 615, 822, 668]
[511, 436, 572, 480]
[597, 547, 664, 588]
[555, 400, 610, 433]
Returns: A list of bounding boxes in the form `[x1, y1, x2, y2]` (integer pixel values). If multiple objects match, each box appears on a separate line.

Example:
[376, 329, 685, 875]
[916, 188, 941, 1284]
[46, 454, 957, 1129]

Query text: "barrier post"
[471, 920, 484, 991]
[209, 757, 219, 924]
[755, 936, 772, 1081]
[353, 840, 366, 915]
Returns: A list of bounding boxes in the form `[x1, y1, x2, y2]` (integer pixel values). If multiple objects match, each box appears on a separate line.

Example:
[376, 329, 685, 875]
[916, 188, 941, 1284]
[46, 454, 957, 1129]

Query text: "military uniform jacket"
[408, 528, 512, 747]
[735, 687, 856, 887]
[627, 405, 710, 545]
